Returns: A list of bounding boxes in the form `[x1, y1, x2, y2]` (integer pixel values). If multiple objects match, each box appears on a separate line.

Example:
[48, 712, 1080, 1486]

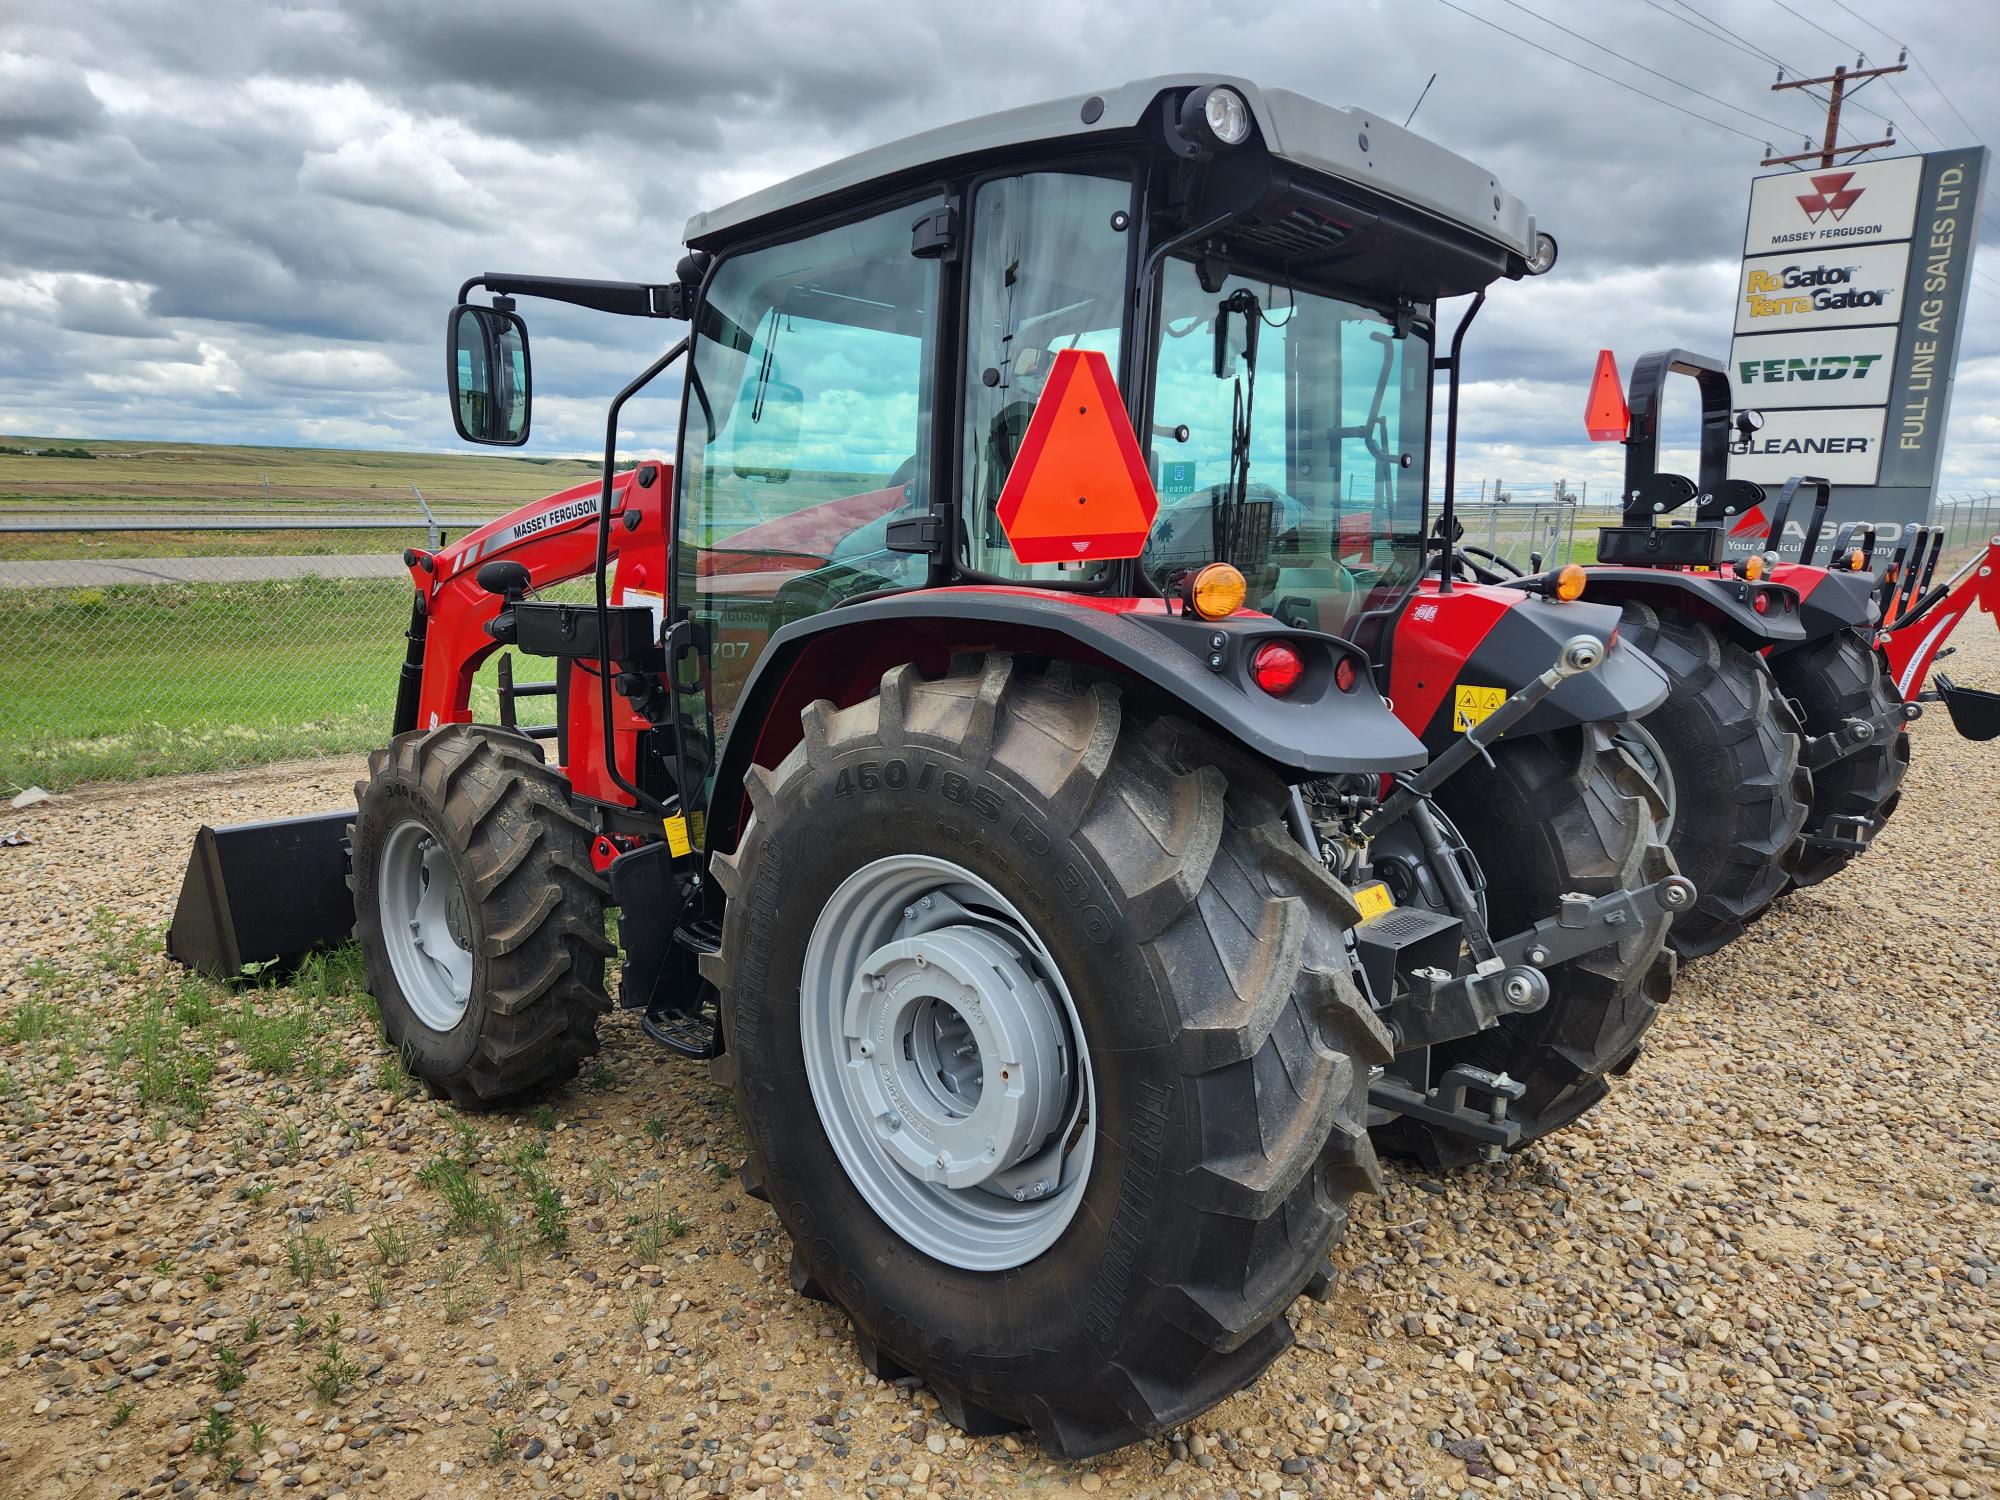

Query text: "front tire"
[1374, 722, 1678, 1170]
[1769, 629, 1910, 887]
[351, 724, 614, 1109]
[706, 655, 1391, 1458]
[1613, 601, 1810, 957]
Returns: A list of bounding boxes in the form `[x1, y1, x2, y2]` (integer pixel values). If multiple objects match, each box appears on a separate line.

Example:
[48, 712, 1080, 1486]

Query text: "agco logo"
[1742, 262, 1892, 319]
[1796, 171, 1865, 223]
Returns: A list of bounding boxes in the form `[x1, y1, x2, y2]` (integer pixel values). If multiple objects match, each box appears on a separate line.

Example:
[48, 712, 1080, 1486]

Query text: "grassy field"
[0, 435, 603, 511]
[0, 577, 415, 790]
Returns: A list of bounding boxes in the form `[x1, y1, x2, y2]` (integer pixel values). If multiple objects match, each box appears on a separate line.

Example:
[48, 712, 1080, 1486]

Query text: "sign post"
[1725, 148, 1987, 559]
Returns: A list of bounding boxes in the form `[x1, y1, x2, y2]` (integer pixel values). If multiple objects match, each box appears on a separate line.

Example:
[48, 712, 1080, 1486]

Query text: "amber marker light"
[1847, 549, 1867, 571]
[1187, 562, 1247, 620]
[1552, 564, 1587, 601]
[1740, 554, 1766, 582]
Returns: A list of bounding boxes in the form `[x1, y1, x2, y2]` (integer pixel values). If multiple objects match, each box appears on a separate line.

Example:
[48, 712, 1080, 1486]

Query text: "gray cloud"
[0, 0, 1994, 494]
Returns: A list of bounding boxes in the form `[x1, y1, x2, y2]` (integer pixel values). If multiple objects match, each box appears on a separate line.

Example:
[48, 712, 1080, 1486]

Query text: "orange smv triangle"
[1585, 349, 1630, 443]
[994, 348, 1160, 564]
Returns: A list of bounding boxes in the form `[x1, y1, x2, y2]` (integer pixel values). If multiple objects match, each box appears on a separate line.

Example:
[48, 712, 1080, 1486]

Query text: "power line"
[1664, 0, 1893, 130]
[1769, 0, 1865, 56]
[1433, 0, 1768, 143]
[1821, 0, 1986, 142]
[1486, 0, 1806, 137]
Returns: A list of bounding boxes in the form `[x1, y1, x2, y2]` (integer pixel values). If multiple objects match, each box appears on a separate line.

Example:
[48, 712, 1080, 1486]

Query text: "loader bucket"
[1933, 673, 2000, 742]
[165, 809, 355, 979]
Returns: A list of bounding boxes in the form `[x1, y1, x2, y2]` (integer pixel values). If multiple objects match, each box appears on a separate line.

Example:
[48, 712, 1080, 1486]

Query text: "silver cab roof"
[684, 74, 1537, 260]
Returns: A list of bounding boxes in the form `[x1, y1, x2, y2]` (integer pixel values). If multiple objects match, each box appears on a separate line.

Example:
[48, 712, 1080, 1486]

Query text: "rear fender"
[1767, 562, 1877, 640]
[1581, 566, 1809, 651]
[701, 589, 1428, 857]
[1389, 582, 1666, 746]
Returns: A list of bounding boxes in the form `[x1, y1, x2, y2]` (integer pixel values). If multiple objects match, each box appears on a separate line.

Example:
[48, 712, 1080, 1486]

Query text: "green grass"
[0, 575, 412, 789]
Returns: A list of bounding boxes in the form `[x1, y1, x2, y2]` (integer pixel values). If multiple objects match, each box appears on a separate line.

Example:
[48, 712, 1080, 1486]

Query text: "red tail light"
[1752, 591, 1770, 614]
[1334, 655, 1359, 693]
[1251, 641, 1306, 697]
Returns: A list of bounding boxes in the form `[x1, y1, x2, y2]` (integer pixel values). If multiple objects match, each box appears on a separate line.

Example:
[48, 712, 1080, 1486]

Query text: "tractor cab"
[653, 77, 1588, 784]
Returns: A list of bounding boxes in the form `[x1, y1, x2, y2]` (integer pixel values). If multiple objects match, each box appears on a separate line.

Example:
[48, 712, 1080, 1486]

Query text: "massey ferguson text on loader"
[170, 77, 1700, 1453]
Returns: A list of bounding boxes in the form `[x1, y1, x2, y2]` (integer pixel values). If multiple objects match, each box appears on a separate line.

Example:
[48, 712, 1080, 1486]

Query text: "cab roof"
[683, 74, 1538, 262]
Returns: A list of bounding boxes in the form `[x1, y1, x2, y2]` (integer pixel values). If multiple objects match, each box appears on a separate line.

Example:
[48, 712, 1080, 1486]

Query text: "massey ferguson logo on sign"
[1795, 171, 1865, 223]
[1743, 155, 1921, 255]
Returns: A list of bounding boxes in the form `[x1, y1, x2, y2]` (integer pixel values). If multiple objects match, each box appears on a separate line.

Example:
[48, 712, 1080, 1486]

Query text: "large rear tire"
[1612, 601, 1810, 957]
[706, 655, 1392, 1458]
[1768, 629, 1910, 887]
[1374, 722, 1677, 1170]
[351, 724, 614, 1109]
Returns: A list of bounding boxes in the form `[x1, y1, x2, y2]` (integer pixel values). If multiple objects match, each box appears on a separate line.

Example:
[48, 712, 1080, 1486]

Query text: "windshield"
[1142, 258, 1430, 641]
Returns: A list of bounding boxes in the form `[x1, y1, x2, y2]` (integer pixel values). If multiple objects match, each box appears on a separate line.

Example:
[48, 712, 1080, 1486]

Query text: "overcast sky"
[2, 0, 1996, 501]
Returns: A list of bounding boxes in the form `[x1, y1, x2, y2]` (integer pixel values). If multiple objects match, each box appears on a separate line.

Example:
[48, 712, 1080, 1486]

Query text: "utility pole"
[1761, 53, 1906, 169]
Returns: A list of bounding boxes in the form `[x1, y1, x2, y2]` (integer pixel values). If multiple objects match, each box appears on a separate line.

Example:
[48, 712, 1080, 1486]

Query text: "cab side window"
[959, 172, 1132, 581]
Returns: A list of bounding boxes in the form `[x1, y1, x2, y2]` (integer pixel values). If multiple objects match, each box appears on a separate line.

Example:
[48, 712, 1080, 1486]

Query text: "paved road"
[0, 554, 411, 588]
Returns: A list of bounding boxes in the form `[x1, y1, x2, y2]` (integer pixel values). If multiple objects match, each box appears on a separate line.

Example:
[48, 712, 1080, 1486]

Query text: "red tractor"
[173, 77, 1700, 1453]
[1464, 348, 2000, 957]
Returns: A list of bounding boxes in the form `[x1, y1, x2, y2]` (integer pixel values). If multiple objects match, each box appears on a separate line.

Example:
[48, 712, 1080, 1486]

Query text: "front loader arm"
[400, 466, 669, 736]
[1881, 536, 2000, 700]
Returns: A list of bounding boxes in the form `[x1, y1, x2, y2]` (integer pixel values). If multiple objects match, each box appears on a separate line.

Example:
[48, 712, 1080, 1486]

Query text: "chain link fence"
[4, 490, 1992, 792]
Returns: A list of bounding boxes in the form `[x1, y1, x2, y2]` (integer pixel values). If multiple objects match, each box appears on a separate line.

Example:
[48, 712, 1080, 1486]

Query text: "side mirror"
[730, 377, 803, 483]
[446, 304, 532, 446]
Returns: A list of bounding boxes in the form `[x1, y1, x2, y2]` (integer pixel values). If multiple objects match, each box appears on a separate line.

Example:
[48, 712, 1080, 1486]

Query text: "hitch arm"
[1369, 1065, 1526, 1155]
[1363, 633, 1607, 836]
[1379, 872, 1696, 1053]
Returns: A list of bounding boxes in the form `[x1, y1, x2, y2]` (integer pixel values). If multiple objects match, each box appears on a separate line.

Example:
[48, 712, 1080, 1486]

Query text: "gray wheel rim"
[1613, 720, 1677, 837]
[378, 818, 474, 1031]
[800, 853, 1096, 1272]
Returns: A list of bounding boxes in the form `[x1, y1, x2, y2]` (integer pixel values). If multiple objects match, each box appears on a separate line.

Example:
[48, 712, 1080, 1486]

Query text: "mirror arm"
[461, 273, 691, 321]
[596, 338, 690, 818]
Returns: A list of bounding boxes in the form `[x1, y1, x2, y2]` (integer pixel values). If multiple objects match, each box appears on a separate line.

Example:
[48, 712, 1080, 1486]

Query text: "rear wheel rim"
[378, 818, 474, 1031]
[800, 853, 1095, 1272]
[1613, 720, 1677, 837]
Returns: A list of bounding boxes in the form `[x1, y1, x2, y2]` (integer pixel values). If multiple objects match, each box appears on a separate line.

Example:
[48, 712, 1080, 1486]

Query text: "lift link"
[1376, 871, 1697, 1053]
[1801, 696, 1922, 774]
[1361, 633, 1607, 838]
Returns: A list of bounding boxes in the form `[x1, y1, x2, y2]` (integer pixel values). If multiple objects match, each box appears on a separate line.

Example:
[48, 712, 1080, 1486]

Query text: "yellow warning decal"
[1354, 881, 1395, 922]
[662, 815, 693, 858]
[1454, 684, 1508, 733]
[689, 811, 706, 847]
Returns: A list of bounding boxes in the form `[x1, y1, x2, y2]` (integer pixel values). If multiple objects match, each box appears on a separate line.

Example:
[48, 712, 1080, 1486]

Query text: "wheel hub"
[845, 923, 1068, 1191]
[800, 854, 1095, 1271]
[378, 819, 474, 1031]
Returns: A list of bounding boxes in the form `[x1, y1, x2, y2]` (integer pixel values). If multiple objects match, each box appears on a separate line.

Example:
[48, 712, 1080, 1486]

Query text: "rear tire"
[1769, 629, 1910, 887]
[1374, 722, 1677, 1170]
[1613, 601, 1810, 957]
[351, 724, 614, 1109]
[706, 654, 1391, 1458]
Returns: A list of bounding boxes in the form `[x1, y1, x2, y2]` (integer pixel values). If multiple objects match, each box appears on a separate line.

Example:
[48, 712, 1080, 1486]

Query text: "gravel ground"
[2, 628, 1997, 1500]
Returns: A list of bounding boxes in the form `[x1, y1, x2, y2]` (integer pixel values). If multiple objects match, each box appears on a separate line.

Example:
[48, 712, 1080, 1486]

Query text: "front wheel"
[707, 654, 1391, 1458]
[351, 724, 613, 1108]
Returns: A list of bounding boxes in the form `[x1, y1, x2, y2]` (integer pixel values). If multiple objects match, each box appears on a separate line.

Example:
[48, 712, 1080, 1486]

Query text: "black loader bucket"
[1933, 673, 2000, 742]
[166, 810, 355, 979]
